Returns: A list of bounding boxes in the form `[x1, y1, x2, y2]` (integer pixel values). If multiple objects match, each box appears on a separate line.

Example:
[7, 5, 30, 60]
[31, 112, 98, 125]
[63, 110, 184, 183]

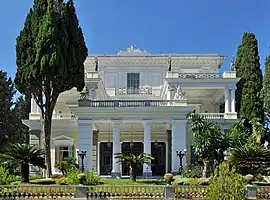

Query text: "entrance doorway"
[151, 142, 166, 176]
[121, 142, 143, 176]
[99, 142, 112, 175]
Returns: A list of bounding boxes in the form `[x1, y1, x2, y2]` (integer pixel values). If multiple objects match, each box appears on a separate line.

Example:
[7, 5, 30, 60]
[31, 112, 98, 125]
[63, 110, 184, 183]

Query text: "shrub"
[181, 164, 202, 178]
[55, 177, 68, 185]
[82, 171, 101, 185]
[207, 162, 246, 200]
[65, 171, 79, 185]
[55, 158, 79, 175]
[30, 179, 56, 185]
[50, 174, 65, 179]
[0, 166, 15, 185]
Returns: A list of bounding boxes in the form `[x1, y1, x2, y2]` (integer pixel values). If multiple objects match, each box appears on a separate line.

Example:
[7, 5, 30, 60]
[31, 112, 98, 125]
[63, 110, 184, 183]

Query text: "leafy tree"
[235, 32, 264, 123]
[226, 120, 251, 148]
[0, 143, 46, 183]
[115, 153, 154, 182]
[207, 162, 246, 200]
[0, 70, 16, 150]
[189, 114, 226, 177]
[55, 157, 79, 175]
[14, 0, 88, 177]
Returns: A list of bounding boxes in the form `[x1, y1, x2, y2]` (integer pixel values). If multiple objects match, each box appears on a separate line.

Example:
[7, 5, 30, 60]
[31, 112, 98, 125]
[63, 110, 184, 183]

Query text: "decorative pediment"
[117, 45, 150, 55]
[52, 135, 74, 141]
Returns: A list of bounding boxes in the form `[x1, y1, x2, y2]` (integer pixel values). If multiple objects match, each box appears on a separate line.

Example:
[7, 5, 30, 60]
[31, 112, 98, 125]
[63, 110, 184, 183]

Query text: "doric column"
[77, 119, 93, 171]
[143, 120, 152, 177]
[111, 121, 121, 178]
[168, 85, 176, 105]
[171, 120, 187, 175]
[230, 88, 236, 113]
[224, 88, 230, 113]
[31, 95, 39, 113]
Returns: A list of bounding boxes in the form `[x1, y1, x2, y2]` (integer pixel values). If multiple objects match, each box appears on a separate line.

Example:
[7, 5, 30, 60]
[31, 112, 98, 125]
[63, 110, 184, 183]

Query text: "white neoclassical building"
[24, 45, 239, 178]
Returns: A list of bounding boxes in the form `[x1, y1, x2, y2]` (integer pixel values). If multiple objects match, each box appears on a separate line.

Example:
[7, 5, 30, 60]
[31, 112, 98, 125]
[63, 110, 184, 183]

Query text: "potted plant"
[164, 173, 174, 185]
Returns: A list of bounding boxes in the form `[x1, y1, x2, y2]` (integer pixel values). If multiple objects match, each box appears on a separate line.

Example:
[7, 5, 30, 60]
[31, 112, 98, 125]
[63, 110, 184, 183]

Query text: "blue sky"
[0, 0, 270, 80]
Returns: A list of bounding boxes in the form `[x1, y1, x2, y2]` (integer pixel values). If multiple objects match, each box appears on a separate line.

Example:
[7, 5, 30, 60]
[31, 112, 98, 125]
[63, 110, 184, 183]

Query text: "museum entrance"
[99, 142, 112, 175]
[121, 142, 143, 176]
[151, 142, 166, 176]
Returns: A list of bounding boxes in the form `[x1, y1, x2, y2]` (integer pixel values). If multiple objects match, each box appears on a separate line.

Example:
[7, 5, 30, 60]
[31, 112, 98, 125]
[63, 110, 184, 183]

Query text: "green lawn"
[101, 179, 166, 185]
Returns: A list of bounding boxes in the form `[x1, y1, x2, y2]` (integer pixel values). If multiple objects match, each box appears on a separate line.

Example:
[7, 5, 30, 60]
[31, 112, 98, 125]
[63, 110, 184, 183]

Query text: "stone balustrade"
[0, 184, 266, 199]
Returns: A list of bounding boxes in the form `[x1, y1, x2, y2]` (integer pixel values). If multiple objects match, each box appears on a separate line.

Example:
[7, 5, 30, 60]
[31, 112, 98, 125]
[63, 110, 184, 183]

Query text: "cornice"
[84, 57, 225, 66]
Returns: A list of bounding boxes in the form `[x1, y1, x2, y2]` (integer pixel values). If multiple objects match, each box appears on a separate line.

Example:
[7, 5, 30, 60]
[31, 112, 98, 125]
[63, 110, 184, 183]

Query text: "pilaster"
[77, 119, 93, 172]
[111, 120, 121, 178]
[171, 120, 187, 175]
[143, 120, 152, 177]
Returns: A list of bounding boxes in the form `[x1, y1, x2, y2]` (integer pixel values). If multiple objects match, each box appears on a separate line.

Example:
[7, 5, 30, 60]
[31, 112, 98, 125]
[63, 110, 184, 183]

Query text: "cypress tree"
[261, 55, 270, 114]
[0, 71, 16, 150]
[15, 0, 88, 177]
[235, 33, 264, 123]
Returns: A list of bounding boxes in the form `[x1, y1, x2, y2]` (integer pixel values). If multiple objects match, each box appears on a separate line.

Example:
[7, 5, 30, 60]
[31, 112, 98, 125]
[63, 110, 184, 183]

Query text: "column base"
[143, 171, 152, 178]
[111, 172, 121, 179]
[171, 172, 179, 176]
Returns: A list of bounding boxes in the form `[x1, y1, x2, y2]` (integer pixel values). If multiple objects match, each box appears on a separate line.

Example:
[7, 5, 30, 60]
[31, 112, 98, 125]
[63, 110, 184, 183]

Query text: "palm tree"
[0, 143, 46, 183]
[190, 113, 225, 177]
[230, 140, 270, 175]
[114, 153, 154, 181]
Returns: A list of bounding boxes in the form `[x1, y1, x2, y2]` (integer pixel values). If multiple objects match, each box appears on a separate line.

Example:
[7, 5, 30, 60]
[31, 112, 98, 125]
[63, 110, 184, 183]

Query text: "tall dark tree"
[15, 0, 88, 177]
[13, 95, 31, 144]
[235, 32, 264, 123]
[0, 70, 16, 150]
[261, 55, 270, 115]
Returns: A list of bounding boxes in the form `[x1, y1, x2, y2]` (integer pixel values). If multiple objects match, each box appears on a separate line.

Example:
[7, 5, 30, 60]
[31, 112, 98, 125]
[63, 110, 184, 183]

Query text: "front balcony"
[115, 87, 153, 95]
[76, 100, 237, 120]
[166, 71, 236, 79]
[29, 113, 77, 120]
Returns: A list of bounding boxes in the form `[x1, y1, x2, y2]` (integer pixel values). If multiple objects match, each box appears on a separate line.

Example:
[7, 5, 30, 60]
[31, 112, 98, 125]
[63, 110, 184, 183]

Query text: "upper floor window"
[127, 73, 140, 94]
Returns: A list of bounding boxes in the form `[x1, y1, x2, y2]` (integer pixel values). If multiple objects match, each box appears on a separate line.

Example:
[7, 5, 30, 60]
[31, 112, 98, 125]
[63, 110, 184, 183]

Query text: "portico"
[69, 100, 194, 177]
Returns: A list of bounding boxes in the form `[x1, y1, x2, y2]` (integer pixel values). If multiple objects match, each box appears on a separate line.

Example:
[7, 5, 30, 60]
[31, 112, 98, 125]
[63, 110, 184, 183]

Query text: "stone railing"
[0, 185, 266, 199]
[189, 113, 225, 120]
[52, 114, 77, 120]
[115, 87, 154, 95]
[80, 100, 170, 107]
[0, 185, 75, 199]
[166, 72, 223, 79]
[257, 186, 270, 199]
[175, 185, 207, 199]
[88, 185, 165, 198]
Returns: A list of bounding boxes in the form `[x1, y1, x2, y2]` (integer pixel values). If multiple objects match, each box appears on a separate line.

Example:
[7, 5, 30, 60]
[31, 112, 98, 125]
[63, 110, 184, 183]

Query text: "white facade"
[24, 46, 239, 177]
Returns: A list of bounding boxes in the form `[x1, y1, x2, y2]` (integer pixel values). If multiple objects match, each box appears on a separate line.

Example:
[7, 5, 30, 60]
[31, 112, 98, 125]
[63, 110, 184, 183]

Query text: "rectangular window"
[127, 73, 140, 94]
[55, 145, 74, 164]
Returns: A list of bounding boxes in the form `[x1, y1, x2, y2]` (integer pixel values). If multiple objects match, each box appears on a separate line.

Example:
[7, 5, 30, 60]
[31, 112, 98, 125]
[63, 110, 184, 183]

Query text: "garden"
[1, 114, 270, 199]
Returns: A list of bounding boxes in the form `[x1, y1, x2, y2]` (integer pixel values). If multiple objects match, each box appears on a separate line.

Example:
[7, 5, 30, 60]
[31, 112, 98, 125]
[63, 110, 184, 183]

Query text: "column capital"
[171, 119, 187, 124]
[77, 119, 93, 126]
[112, 120, 121, 128]
[143, 120, 152, 125]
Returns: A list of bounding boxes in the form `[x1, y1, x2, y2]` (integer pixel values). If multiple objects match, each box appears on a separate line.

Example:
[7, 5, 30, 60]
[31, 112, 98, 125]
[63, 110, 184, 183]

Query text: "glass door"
[121, 142, 143, 176]
[99, 142, 112, 175]
[151, 142, 166, 176]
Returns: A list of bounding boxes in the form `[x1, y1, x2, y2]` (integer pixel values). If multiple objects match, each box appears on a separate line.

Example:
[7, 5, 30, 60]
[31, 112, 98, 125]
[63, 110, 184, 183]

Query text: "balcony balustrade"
[85, 100, 169, 107]
[166, 72, 223, 79]
[115, 87, 153, 95]
[189, 113, 225, 119]
[166, 71, 237, 79]
[52, 114, 77, 119]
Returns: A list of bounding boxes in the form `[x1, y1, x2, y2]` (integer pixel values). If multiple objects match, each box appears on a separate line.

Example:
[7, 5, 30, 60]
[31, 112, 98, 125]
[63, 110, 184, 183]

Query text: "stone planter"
[164, 173, 174, 185]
